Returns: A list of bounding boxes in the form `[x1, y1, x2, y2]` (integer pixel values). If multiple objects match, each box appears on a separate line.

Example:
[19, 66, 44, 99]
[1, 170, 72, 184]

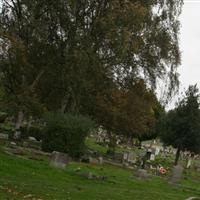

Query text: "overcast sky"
[177, 0, 200, 96]
[167, 0, 200, 108]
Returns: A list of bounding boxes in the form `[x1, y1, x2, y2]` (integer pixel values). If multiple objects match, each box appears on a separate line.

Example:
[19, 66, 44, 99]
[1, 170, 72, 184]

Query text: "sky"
[175, 0, 200, 100]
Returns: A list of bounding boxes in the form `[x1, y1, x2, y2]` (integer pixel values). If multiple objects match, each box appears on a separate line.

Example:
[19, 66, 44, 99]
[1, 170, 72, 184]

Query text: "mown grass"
[1, 149, 200, 200]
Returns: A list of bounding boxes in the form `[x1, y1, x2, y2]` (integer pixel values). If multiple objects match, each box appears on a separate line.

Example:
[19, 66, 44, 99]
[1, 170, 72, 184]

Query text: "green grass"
[1, 149, 200, 200]
[86, 137, 145, 156]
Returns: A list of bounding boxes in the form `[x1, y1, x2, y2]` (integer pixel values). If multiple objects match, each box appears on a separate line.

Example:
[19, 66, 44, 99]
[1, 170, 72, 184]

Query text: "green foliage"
[0, 121, 14, 134]
[95, 79, 157, 140]
[161, 85, 200, 155]
[0, 0, 183, 122]
[0, 111, 7, 123]
[42, 113, 96, 158]
[20, 125, 43, 141]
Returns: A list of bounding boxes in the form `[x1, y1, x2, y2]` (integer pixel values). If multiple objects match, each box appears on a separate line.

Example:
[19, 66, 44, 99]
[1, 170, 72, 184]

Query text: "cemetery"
[0, 0, 200, 199]
[1, 130, 200, 200]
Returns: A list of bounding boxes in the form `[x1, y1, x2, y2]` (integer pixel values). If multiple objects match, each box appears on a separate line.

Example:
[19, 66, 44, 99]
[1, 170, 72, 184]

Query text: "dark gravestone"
[50, 151, 69, 169]
[170, 165, 183, 183]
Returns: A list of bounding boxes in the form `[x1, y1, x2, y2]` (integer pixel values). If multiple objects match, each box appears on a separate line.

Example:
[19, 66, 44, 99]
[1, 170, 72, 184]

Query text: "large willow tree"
[0, 0, 183, 137]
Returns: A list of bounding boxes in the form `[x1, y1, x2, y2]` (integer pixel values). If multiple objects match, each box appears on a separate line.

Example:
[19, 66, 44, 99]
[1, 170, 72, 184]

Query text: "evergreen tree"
[161, 85, 200, 165]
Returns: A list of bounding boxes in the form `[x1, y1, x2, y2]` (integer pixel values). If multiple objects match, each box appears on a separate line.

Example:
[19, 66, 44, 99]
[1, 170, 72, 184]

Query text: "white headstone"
[150, 154, 155, 161]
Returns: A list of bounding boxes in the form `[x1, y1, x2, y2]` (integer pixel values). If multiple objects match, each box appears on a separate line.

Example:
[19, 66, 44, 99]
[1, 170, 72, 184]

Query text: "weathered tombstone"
[186, 158, 192, 169]
[155, 146, 161, 156]
[89, 157, 99, 165]
[50, 151, 69, 169]
[136, 169, 149, 180]
[10, 141, 17, 146]
[87, 172, 93, 179]
[150, 153, 155, 161]
[123, 152, 128, 161]
[28, 136, 37, 142]
[170, 165, 183, 183]
[128, 152, 136, 164]
[98, 157, 103, 165]
[194, 163, 200, 172]
[0, 133, 9, 140]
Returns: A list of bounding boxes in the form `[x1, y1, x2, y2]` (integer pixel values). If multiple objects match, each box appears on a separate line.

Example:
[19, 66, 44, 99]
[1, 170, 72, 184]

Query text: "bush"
[0, 112, 7, 123]
[42, 113, 96, 158]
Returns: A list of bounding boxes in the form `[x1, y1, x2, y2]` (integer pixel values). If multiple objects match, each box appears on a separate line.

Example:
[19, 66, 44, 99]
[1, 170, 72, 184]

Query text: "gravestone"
[170, 165, 183, 183]
[123, 152, 128, 161]
[136, 169, 149, 180]
[186, 158, 192, 169]
[150, 153, 155, 161]
[0, 133, 9, 140]
[28, 136, 37, 142]
[155, 146, 161, 156]
[128, 152, 136, 164]
[194, 163, 200, 172]
[89, 157, 99, 165]
[98, 157, 103, 165]
[50, 151, 69, 169]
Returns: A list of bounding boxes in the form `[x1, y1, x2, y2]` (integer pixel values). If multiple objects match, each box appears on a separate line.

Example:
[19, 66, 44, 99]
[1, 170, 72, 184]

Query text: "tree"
[0, 0, 183, 138]
[137, 100, 165, 144]
[161, 85, 200, 165]
[95, 79, 157, 151]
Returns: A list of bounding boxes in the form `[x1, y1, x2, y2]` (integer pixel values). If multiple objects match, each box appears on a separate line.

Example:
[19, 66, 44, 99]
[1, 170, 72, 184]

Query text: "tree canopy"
[161, 85, 200, 165]
[0, 0, 183, 139]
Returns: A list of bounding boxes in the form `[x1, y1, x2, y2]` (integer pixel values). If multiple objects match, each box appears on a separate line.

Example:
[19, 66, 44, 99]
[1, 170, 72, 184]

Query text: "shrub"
[42, 113, 96, 158]
[0, 112, 7, 123]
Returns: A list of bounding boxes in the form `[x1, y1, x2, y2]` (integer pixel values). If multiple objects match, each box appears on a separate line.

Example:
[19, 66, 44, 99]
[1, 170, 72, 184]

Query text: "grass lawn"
[1, 149, 200, 200]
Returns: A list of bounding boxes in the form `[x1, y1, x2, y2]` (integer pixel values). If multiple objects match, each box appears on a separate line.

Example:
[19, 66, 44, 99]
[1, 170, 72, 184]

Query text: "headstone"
[87, 172, 93, 179]
[98, 157, 103, 165]
[155, 147, 161, 156]
[136, 169, 149, 180]
[194, 163, 200, 172]
[10, 142, 17, 146]
[0, 133, 9, 140]
[23, 140, 42, 150]
[89, 157, 99, 165]
[127, 152, 136, 164]
[170, 165, 183, 183]
[123, 152, 128, 161]
[150, 153, 155, 161]
[28, 136, 37, 142]
[50, 151, 69, 169]
[186, 158, 192, 169]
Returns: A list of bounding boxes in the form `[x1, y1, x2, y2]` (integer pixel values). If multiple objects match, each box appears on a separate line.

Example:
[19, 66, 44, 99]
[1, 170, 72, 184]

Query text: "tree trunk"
[174, 148, 181, 166]
[14, 110, 24, 140]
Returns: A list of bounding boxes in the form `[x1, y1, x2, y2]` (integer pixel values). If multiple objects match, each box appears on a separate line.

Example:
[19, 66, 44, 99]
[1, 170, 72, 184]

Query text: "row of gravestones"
[122, 147, 160, 168]
[33, 151, 198, 200]
[50, 151, 184, 185]
[50, 151, 104, 169]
